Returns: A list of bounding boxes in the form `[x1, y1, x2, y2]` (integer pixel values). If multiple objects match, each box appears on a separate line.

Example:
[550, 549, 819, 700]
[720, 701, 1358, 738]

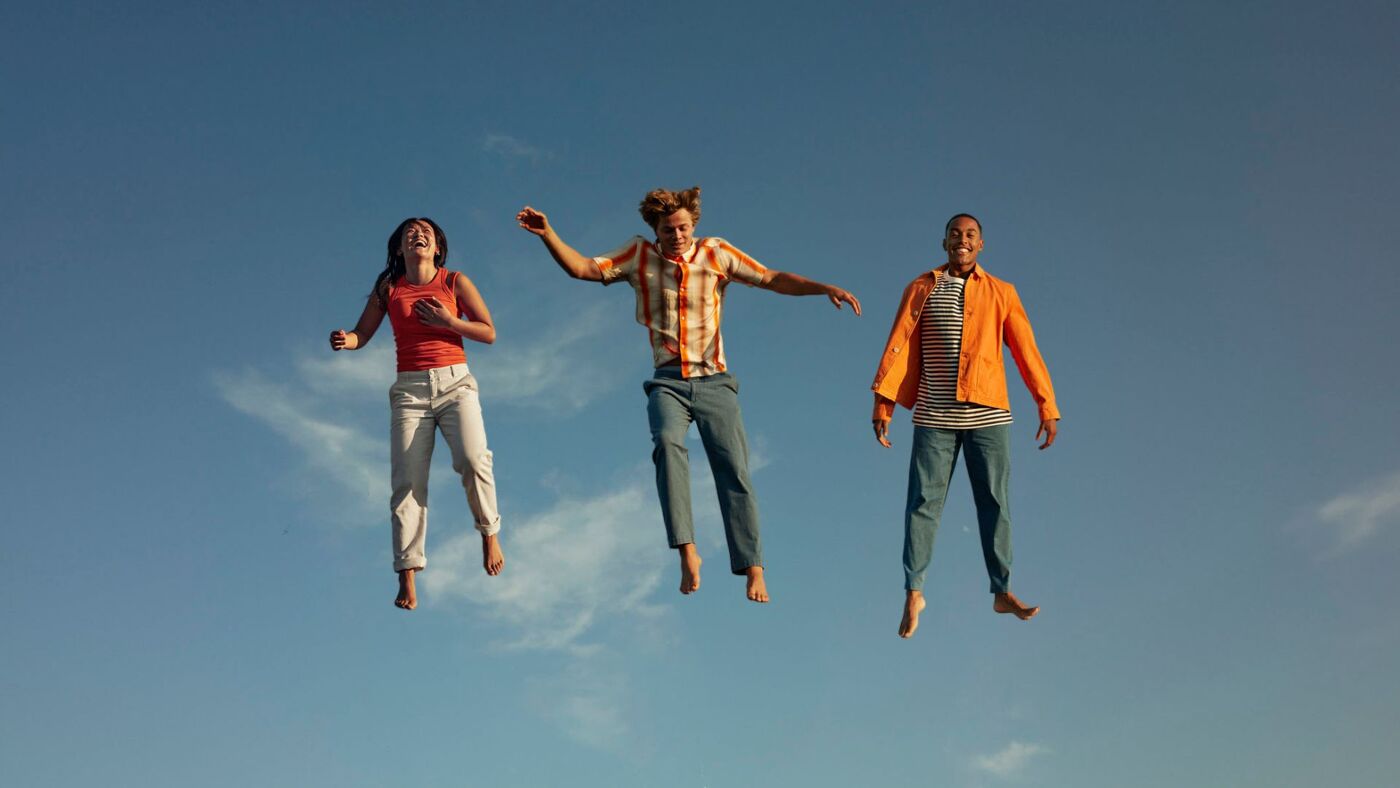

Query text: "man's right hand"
[873, 419, 892, 448]
[516, 206, 550, 237]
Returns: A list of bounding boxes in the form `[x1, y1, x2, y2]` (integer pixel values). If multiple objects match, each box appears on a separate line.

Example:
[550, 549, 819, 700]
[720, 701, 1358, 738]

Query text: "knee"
[391, 483, 425, 508]
[651, 427, 688, 453]
[459, 448, 493, 478]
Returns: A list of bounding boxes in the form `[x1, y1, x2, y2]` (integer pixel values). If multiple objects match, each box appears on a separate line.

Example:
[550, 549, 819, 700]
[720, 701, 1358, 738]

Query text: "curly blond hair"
[639, 186, 701, 230]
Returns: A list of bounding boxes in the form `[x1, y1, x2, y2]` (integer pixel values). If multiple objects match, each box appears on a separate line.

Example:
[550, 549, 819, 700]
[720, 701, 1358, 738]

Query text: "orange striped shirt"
[595, 236, 769, 378]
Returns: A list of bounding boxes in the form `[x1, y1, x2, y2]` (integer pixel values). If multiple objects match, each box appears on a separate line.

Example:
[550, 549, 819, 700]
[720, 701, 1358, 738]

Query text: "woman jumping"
[329, 217, 505, 610]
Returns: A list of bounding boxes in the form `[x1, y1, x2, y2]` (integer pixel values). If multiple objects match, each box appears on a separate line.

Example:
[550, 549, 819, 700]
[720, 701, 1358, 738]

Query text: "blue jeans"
[644, 369, 762, 574]
[904, 424, 1013, 593]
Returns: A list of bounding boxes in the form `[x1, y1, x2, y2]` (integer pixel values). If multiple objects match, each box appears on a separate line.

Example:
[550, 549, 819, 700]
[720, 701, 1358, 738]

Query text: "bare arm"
[516, 206, 602, 281]
[757, 270, 862, 315]
[329, 291, 387, 351]
[412, 274, 496, 344]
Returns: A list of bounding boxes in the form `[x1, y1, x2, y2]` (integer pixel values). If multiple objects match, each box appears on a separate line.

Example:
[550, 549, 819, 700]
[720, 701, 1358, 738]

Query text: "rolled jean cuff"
[394, 558, 426, 572]
[475, 517, 501, 537]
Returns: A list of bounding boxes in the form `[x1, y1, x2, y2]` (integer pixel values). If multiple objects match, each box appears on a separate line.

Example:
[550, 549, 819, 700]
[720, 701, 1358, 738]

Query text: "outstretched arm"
[329, 292, 387, 351]
[516, 206, 602, 281]
[412, 273, 497, 344]
[757, 270, 861, 315]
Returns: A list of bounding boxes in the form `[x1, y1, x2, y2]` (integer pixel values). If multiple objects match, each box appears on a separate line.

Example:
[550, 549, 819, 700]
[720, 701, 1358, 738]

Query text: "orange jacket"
[871, 264, 1060, 423]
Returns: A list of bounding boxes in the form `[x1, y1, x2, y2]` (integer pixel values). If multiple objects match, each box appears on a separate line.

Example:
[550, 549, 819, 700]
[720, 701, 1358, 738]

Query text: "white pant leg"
[389, 373, 436, 571]
[432, 365, 501, 536]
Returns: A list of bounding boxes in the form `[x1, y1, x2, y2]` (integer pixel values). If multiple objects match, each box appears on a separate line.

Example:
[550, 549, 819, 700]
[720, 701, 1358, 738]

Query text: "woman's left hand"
[413, 296, 455, 327]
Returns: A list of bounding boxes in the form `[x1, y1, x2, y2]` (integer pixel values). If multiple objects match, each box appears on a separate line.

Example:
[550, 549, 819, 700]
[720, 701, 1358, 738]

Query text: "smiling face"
[654, 209, 696, 258]
[399, 220, 439, 262]
[942, 215, 983, 268]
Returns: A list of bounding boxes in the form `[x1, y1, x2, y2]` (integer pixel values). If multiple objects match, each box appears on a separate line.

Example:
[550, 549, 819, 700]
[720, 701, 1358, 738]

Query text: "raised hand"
[516, 206, 551, 237]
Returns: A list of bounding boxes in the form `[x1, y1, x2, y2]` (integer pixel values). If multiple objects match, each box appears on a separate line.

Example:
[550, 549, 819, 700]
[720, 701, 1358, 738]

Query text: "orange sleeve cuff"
[872, 395, 895, 423]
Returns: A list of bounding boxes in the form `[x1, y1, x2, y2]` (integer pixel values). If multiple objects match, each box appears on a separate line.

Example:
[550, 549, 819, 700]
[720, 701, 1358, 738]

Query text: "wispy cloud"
[421, 478, 667, 653]
[525, 659, 642, 752]
[471, 303, 621, 413]
[295, 341, 396, 401]
[970, 741, 1048, 779]
[213, 366, 386, 514]
[483, 133, 551, 164]
[1317, 469, 1400, 551]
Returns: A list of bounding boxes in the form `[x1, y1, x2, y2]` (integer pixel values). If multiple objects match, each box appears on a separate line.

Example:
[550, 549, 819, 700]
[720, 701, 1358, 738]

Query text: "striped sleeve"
[712, 238, 769, 286]
[594, 237, 645, 286]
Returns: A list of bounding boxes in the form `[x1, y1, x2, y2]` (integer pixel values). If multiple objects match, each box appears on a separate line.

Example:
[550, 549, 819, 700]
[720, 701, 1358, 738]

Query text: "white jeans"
[389, 363, 500, 572]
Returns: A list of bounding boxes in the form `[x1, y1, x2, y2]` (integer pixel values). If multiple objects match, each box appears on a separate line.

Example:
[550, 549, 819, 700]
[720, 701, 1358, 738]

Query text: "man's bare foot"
[678, 544, 702, 594]
[899, 590, 926, 638]
[745, 566, 769, 603]
[395, 569, 417, 610]
[482, 533, 505, 576]
[993, 591, 1039, 620]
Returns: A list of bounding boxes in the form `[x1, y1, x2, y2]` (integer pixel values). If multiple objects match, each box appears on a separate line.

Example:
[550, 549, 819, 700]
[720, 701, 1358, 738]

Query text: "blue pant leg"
[692, 373, 762, 574]
[963, 424, 1013, 593]
[904, 426, 961, 590]
[645, 376, 695, 548]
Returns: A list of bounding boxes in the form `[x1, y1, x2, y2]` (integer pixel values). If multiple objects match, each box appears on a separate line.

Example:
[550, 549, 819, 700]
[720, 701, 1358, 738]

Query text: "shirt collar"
[934, 262, 982, 280]
[655, 239, 698, 263]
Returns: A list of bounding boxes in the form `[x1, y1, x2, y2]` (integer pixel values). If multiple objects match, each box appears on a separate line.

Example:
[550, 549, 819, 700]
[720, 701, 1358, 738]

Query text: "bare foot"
[993, 591, 1039, 620]
[745, 566, 769, 603]
[678, 544, 702, 594]
[898, 590, 926, 638]
[395, 569, 417, 610]
[482, 533, 505, 576]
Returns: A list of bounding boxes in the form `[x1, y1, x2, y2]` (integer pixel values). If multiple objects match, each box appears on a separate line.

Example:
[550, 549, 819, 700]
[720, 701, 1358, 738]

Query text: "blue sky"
[3, 1, 1399, 785]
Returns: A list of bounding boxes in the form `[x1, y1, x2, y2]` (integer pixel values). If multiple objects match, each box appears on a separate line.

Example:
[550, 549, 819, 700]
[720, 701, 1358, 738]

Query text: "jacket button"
[892, 347, 901, 354]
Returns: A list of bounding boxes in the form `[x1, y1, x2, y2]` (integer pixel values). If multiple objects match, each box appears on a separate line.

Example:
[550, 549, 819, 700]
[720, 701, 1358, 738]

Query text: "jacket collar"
[933, 262, 984, 280]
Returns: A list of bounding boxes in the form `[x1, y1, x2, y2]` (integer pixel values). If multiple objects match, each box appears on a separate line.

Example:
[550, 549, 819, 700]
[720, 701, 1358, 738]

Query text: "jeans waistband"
[650, 366, 733, 382]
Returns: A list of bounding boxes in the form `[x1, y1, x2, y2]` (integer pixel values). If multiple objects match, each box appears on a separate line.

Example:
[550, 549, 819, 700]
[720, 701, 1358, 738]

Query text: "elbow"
[482, 327, 497, 344]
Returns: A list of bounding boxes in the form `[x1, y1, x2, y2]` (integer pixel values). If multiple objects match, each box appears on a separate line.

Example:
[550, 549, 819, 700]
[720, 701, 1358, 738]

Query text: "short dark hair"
[944, 213, 982, 236]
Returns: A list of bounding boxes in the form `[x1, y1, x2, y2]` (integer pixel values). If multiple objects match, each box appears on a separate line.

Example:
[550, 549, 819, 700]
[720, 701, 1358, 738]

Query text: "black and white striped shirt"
[911, 274, 1014, 430]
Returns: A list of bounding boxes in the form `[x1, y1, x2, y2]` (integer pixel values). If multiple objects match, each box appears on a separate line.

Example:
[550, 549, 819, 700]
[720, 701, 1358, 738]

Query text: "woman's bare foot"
[482, 533, 505, 576]
[745, 566, 769, 603]
[678, 544, 702, 594]
[395, 569, 417, 610]
[898, 590, 926, 638]
[993, 591, 1039, 620]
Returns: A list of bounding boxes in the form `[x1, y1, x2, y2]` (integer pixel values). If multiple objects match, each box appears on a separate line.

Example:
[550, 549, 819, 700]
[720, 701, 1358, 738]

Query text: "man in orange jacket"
[871, 214, 1060, 638]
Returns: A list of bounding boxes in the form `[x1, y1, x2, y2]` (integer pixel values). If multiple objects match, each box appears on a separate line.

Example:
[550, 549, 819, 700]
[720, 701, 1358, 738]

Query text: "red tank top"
[386, 269, 468, 372]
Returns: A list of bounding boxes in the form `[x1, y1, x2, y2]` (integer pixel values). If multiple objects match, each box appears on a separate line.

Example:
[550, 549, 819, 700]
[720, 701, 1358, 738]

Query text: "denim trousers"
[904, 424, 1013, 593]
[389, 363, 500, 572]
[644, 369, 762, 574]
